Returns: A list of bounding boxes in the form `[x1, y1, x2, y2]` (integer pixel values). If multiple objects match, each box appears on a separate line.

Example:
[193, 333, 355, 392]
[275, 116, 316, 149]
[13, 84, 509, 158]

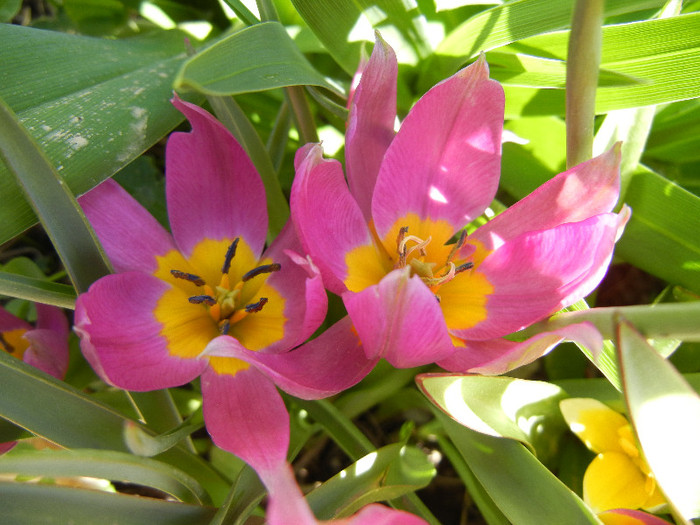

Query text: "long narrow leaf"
[0, 448, 209, 505]
[0, 483, 215, 525]
[0, 271, 76, 309]
[0, 96, 111, 293]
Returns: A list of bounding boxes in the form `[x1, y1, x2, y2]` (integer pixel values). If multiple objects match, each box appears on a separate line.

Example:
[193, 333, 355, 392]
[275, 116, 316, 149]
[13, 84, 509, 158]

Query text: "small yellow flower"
[560, 398, 666, 513]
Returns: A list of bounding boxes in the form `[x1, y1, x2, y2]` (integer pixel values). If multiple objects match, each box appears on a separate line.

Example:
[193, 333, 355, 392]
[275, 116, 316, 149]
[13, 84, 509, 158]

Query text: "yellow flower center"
[172, 238, 281, 336]
[344, 213, 493, 332]
[152, 237, 286, 363]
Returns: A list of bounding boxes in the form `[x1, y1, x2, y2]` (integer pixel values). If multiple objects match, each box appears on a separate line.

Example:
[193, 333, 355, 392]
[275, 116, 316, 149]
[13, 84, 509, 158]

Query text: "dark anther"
[188, 295, 217, 306]
[222, 238, 240, 274]
[219, 320, 230, 336]
[245, 297, 268, 313]
[0, 333, 14, 353]
[455, 262, 474, 274]
[242, 263, 281, 282]
[171, 270, 205, 286]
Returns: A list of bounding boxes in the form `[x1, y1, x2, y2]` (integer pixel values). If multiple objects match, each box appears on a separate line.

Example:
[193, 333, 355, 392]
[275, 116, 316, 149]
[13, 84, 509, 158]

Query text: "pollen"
[394, 225, 473, 291]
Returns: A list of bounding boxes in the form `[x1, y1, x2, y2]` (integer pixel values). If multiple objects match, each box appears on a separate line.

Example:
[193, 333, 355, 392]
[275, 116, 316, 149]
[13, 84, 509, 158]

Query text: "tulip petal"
[35, 303, 69, 341]
[75, 272, 208, 390]
[259, 221, 327, 353]
[343, 269, 455, 367]
[346, 33, 397, 220]
[455, 212, 628, 340]
[372, 56, 504, 239]
[291, 144, 384, 295]
[560, 398, 628, 455]
[22, 328, 69, 379]
[584, 452, 651, 513]
[0, 307, 31, 332]
[168, 96, 267, 258]
[202, 317, 374, 399]
[471, 145, 622, 252]
[264, 462, 317, 525]
[79, 179, 176, 273]
[201, 366, 289, 477]
[599, 508, 671, 525]
[438, 322, 602, 375]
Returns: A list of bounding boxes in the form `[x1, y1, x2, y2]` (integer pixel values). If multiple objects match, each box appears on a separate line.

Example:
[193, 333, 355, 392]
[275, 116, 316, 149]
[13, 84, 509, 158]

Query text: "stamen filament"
[171, 270, 205, 286]
[221, 238, 240, 274]
[189, 295, 217, 306]
[242, 264, 281, 282]
[402, 235, 431, 258]
[446, 229, 468, 265]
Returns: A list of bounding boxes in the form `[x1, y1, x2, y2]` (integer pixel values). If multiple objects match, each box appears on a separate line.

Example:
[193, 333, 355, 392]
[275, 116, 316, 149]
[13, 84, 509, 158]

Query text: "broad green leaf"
[487, 52, 641, 89]
[0, 95, 111, 293]
[416, 375, 567, 462]
[0, 351, 229, 504]
[644, 99, 700, 163]
[433, 409, 601, 525]
[0, 271, 77, 309]
[305, 443, 435, 520]
[175, 22, 338, 96]
[0, 24, 194, 247]
[616, 166, 700, 294]
[0, 448, 209, 505]
[291, 0, 433, 73]
[0, 482, 215, 525]
[423, 0, 665, 88]
[501, 13, 700, 116]
[617, 319, 700, 520]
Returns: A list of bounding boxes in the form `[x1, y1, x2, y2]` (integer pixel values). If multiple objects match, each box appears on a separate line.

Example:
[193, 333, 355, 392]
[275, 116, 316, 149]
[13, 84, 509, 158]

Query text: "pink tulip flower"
[291, 35, 629, 372]
[74, 96, 374, 487]
[1, 302, 69, 452]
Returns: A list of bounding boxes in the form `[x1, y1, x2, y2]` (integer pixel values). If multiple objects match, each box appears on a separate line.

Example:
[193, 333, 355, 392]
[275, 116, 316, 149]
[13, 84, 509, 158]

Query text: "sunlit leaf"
[0, 448, 209, 505]
[416, 374, 567, 461]
[617, 319, 700, 520]
[305, 443, 435, 520]
[175, 22, 339, 96]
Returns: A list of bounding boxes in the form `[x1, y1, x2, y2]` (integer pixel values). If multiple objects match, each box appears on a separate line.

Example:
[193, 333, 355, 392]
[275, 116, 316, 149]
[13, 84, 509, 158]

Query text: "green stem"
[286, 86, 319, 144]
[525, 302, 700, 342]
[566, 0, 604, 168]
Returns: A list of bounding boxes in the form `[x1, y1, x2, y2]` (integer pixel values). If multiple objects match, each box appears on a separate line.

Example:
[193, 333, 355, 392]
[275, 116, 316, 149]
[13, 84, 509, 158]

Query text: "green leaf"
[124, 413, 204, 457]
[423, 0, 665, 89]
[0, 271, 77, 309]
[501, 13, 700, 116]
[0, 95, 112, 293]
[644, 99, 700, 163]
[0, 352, 229, 504]
[616, 166, 700, 294]
[0, 482, 215, 525]
[0, 448, 209, 505]
[0, 25, 194, 247]
[305, 443, 435, 520]
[433, 410, 601, 525]
[291, 0, 433, 74]
[416, 375, 567, 462]
[175, 22, 338, 96]
[617, 319, 700, 520]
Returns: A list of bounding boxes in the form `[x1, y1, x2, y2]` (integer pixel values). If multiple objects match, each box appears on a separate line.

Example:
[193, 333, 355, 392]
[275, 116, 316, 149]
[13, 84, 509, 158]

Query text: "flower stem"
[566, 0, 604, 168]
